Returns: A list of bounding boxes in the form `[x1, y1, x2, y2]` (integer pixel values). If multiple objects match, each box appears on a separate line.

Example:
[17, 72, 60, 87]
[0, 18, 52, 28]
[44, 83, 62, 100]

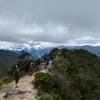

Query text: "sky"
[0, 0, 100, 48]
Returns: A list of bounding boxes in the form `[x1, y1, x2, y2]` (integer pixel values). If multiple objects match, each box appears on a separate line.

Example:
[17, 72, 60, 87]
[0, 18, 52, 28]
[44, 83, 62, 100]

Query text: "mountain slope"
[8, 45, 100, 57]
[77, 45, 100, 56]
[47, 48, 100, 100]
[23, 47, 53, 58]
[0, 50, 18, 78]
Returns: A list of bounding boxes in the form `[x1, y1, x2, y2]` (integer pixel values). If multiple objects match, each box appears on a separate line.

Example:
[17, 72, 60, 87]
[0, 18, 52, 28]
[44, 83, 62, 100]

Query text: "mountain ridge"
[3, 45, 100, 57]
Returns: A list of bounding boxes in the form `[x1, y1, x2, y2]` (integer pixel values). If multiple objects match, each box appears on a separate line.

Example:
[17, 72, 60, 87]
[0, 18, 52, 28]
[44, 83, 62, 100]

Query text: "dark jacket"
[14, 69, 20, 80]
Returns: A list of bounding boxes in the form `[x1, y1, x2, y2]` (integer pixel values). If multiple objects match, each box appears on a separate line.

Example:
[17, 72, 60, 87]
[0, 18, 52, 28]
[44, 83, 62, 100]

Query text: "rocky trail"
[0, 74, 39, 100]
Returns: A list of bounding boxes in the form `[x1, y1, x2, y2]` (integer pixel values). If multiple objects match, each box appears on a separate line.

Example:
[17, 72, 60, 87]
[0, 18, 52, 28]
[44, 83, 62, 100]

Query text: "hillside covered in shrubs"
[0, 50, 18, 78]
[34, 48, 100, 100]
[0, 48, 100, 100]
[0, 50, 34, 87]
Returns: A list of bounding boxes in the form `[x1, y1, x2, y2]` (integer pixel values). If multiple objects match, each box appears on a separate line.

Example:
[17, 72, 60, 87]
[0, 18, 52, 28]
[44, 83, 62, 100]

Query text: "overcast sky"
[0, 0, 100, 48]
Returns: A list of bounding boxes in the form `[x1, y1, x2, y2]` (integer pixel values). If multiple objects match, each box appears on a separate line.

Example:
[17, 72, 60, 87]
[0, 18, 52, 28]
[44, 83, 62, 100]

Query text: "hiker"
[41, 63, 45, 69]
[14, 65, 20, 88]
[44, 59, 49, 69]
[49, 60, 53, 68]
[35, 59, 41, 71]
[25, 63, 29, 74]
[28, 62, 34, 75]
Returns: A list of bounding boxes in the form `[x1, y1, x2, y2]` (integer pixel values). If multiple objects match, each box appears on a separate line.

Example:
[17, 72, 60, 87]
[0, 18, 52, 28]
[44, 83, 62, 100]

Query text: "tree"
[18, 50, 32, 60]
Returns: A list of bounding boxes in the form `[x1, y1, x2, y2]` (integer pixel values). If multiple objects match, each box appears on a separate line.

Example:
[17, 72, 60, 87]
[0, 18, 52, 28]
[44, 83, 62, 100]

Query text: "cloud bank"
[0, 0, 100, 48]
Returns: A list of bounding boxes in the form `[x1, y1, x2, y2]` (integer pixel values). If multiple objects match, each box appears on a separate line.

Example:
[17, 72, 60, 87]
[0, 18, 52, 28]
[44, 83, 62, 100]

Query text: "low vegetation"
[33, 72, 63, 100]
[0, 50, 18, 78]
[0, 48, 100, 100]
[34, 48, 100, 100]
[0, 50, 34, 88]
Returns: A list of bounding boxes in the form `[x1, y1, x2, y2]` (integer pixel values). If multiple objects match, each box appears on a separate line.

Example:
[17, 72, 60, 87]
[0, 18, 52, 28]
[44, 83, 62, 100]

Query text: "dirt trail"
[0, 74, 39, 100]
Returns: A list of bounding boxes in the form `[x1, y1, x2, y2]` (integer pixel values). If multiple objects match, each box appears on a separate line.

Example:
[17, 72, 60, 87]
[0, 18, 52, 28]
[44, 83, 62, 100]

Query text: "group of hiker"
[13, 59, 50, 88]
[25, 62, 34, 75]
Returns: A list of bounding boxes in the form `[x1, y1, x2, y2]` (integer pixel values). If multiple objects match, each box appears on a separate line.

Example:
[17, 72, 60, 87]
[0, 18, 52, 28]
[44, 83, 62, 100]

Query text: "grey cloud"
[0, 0, 100, 47]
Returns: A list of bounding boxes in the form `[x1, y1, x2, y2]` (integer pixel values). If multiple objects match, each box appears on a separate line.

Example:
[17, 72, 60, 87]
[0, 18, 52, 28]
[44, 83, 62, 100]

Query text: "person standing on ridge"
[29, 62, 34, 75]
[14, 65, 20, 88]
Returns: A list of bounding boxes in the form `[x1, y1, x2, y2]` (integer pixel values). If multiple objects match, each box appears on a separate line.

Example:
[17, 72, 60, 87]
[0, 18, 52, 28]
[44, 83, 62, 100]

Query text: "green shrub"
[0, 75, 13, 88]
[56, 95, 62, 100]
[8, 60, 35, 80]
[40, 94, 54, 100]
[34, 72, 54, 92]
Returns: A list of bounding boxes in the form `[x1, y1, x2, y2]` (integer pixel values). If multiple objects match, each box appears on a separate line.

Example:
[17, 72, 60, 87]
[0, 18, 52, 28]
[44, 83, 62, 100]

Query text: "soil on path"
[0, 74, 39, 100]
